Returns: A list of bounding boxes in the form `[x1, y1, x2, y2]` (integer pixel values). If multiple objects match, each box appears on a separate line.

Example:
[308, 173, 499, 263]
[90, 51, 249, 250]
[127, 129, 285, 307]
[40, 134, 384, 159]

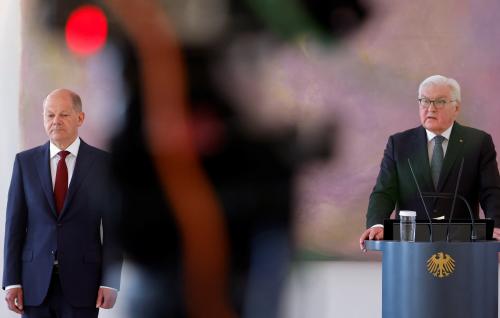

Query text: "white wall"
[0, 1, 21, 317]
[0, 1, 21, 197]
[281, 261, 382, 318]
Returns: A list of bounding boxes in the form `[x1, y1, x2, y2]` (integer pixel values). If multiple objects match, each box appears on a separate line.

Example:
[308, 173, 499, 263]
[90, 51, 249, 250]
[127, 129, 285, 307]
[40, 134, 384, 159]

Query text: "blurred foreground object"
[38, 0, 370, 317]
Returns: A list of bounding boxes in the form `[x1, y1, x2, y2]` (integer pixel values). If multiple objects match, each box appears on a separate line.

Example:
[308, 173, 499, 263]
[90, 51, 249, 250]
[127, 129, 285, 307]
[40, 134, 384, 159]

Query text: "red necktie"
[54, 151, 70, 214]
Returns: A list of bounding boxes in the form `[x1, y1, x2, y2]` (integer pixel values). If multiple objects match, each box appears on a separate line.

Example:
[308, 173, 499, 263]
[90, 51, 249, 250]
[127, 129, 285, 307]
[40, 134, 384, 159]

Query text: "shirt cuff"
[100, 286, 118, 291]
[5, 285, 22, 290]
[371, 224, 384, 228]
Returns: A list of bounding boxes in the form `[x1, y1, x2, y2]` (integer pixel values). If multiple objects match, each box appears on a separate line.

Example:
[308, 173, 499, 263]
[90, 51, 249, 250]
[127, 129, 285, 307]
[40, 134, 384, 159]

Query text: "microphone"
[407, 158, 433, 241]
[421, 192, 477, 241]
[419, 157, 477, 242]
[445, 158, 473, 241]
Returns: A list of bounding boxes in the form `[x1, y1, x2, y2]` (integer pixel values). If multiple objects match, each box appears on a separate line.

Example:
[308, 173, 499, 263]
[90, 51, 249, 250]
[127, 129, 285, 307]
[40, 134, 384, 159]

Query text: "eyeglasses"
[417, 98, 456, 109]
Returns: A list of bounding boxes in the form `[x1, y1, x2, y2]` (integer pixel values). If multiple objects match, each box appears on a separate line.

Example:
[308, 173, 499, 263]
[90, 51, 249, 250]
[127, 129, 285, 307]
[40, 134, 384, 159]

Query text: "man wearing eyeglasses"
[360, 75, 500, 249]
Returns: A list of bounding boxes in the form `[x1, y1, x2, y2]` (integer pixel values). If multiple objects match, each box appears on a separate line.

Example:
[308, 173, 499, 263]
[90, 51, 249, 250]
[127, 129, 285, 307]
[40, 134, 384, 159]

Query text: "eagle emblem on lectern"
[427, 252, 455, 278]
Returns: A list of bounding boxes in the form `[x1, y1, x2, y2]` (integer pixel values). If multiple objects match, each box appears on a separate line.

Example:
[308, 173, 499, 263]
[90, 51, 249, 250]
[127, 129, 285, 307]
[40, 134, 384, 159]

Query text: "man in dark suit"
[3, 89, 122, 317]
[360, 75, 500, 249]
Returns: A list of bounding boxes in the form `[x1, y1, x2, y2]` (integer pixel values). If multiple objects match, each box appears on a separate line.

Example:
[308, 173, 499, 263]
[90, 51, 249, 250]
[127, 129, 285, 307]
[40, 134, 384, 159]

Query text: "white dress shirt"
[49, 137, 80, 189]
[425, 123, 453, 163]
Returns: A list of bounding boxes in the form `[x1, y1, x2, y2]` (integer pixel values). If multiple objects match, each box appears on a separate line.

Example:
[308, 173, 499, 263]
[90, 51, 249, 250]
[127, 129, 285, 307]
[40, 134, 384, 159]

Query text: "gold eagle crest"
[427, 252, 455, 278]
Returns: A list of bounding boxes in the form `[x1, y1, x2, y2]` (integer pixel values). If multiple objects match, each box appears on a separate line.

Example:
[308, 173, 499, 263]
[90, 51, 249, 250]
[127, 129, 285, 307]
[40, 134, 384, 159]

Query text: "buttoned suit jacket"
[366, 122, 500, 228]
[2, 140, 122, 307]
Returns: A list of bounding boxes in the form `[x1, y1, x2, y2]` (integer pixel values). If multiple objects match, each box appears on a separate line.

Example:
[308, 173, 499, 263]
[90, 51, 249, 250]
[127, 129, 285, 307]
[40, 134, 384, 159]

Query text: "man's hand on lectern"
[492, 228, 500, 240]
[359, 227, 384, 252]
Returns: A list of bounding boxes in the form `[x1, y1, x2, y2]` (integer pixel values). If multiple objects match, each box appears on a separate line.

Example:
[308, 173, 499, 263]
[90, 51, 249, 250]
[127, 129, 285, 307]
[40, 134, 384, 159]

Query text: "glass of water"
[399, 210, 416, 242]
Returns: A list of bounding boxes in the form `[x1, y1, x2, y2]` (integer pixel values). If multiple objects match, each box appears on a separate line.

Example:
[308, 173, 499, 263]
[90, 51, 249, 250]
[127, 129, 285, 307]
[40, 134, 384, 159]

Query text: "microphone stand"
[446, 158, 464, 242]
[421, 192, 477, 241]
[408, 159, 433, 241]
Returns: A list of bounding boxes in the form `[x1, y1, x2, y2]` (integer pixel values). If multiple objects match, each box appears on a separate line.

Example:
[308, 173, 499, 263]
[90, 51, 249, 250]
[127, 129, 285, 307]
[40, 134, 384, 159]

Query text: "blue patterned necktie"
[431, 135, 445, 189]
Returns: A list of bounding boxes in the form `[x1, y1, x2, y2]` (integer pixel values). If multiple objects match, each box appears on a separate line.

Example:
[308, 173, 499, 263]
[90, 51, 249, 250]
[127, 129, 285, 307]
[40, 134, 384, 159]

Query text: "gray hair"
[43, 88, 83, 112]
[418, 75, 461, 102]
[68, 90, 82, 112]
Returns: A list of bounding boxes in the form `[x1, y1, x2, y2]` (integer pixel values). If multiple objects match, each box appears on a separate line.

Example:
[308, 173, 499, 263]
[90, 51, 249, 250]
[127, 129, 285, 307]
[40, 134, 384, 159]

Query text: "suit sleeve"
[2, 155, 28, 288]
[478, 134, 500, 227]
[366, 136, 399, 228]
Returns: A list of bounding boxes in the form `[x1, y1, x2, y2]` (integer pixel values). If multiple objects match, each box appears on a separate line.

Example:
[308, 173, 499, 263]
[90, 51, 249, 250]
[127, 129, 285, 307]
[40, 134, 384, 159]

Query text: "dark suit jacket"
[2, 140, 122, 307]
[366, 122, 500, 228]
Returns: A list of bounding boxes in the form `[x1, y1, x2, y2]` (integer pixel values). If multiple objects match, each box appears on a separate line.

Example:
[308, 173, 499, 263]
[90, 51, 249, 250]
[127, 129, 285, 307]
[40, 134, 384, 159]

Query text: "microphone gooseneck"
[446, 158, 465, 241]
[407, 158, 433, 242]
[420, 155, 477, 242]
[422, 192, 477, 241]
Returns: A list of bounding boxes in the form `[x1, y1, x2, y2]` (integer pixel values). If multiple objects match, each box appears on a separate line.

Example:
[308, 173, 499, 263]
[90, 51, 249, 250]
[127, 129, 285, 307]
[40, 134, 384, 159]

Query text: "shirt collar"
[50, 137, 81, 159]
[425, 123, 453, 142]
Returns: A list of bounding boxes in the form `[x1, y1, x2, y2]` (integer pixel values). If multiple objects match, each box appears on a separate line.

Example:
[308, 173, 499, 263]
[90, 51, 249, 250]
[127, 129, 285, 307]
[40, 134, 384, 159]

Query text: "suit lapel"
[411, 126, 434, 192]
[34, 142, 58, 216]
[437, 122, 464, 191]
[59, 140, 95, 218]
